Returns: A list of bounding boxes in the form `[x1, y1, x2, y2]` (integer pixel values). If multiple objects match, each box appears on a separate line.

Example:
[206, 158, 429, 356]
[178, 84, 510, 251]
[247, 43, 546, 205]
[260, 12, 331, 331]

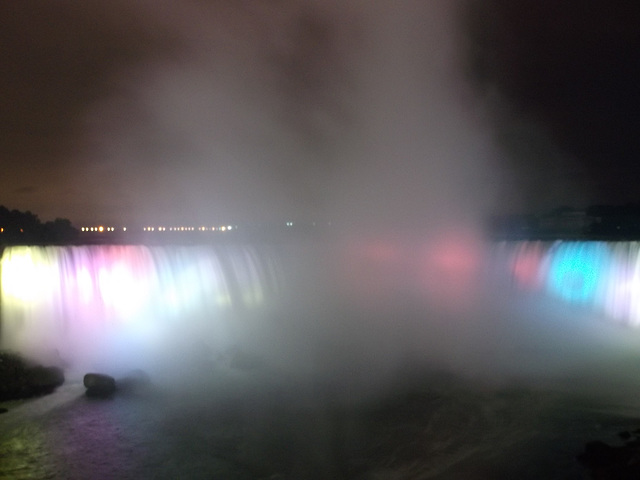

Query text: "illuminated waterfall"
[5, 238, 640, 374]
[0, 245, 284, 367]
[497, 240, 640, 327]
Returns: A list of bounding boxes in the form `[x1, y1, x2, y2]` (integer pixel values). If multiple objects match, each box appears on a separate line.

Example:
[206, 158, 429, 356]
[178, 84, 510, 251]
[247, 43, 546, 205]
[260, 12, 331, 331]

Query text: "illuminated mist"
[3, 1, 640, 407]
[0, 245, 285, 376]
[76, 0, 500, 229]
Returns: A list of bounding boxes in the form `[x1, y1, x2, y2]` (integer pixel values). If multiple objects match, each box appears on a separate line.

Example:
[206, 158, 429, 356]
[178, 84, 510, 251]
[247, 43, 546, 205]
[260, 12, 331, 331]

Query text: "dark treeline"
[587, 204, 640, 236]
[488, 204, 640, 240]
[0, 206, 78, 245]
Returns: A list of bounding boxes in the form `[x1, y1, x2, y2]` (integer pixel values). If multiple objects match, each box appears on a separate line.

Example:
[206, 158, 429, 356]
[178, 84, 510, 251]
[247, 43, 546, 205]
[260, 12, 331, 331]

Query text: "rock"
[578, 438, 640, 479]
[117, 369, 151, 395]
[619, 430, 632, 440]
[0, 351, 31, 400]
[0, 351, 65, 400]
[27, 366, 65, 395]
[578, 441, 620, 469]
[84, 373, 116, 397]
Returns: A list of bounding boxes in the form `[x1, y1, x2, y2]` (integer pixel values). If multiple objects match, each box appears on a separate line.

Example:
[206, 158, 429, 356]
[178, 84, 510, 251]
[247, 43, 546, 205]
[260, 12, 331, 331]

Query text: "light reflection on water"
[1, 373, 638, 480]
[0, 421, 53, 479]
[0, 383, 162, 480]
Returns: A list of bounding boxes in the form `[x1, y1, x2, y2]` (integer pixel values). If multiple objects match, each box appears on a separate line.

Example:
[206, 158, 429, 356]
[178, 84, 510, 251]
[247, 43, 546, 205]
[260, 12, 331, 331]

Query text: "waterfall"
[0, 244, 285, 369]
[4, 238, 640, 382]
[495, 240, 640, 327]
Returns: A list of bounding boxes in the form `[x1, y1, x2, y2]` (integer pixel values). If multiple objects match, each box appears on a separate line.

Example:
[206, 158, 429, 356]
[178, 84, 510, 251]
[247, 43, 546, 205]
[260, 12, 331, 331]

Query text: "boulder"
[0, 351, 32, 400]
[27, 366, 65, 395]
[0, 351, 65, 400]
[117, 369, 151, 395]
[84, 373, 116, 397]
[578, 434, 640, 479]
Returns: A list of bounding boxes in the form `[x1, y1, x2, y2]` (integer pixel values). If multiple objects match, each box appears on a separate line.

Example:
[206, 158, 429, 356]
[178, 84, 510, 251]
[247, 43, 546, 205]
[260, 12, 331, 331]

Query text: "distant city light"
[81, 225, 118, 232]
[77, 221, 329, 235]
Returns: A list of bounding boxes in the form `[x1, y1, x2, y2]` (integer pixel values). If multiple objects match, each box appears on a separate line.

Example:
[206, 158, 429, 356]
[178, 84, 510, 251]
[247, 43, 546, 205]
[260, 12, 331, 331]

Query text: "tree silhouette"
[0, 206, 78, 244]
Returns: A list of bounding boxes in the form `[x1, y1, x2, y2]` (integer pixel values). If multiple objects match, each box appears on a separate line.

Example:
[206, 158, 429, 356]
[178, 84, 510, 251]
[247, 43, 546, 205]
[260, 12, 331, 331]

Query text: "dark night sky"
[467, 0, 640, 212]
[1, 0, 639, 227]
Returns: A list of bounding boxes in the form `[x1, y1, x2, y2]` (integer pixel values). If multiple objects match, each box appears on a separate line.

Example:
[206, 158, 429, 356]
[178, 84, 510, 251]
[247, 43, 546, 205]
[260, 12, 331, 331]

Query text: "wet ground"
[1, 366, 638, 480]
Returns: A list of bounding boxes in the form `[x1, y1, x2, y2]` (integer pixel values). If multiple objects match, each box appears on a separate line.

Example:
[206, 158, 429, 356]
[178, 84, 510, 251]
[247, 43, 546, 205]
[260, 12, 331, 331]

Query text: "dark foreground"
[1, 366, 638, 480]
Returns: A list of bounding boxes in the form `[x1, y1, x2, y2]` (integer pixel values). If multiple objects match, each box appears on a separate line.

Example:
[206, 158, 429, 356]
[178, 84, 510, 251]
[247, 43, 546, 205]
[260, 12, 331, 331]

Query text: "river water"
[2, 362, 640, 480]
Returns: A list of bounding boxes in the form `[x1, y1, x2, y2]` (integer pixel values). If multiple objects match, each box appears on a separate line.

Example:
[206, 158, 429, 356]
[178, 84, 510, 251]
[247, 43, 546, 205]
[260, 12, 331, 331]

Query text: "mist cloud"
[72, 0, 503, 230]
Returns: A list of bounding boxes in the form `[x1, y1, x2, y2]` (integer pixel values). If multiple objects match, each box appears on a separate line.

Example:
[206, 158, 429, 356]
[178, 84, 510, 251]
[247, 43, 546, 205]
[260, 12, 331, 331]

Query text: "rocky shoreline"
[578, 430, 640, 479]
[0, 351, 65, 404]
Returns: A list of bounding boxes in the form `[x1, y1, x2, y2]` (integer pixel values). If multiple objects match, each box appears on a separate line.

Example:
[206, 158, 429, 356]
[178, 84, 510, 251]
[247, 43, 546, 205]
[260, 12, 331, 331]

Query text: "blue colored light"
[547, 242, 610, 303]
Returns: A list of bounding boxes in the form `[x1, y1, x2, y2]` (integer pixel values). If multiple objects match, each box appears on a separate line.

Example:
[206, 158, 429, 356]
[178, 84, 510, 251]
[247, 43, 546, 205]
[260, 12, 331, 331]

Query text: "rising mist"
[4, 1, 639, 406]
